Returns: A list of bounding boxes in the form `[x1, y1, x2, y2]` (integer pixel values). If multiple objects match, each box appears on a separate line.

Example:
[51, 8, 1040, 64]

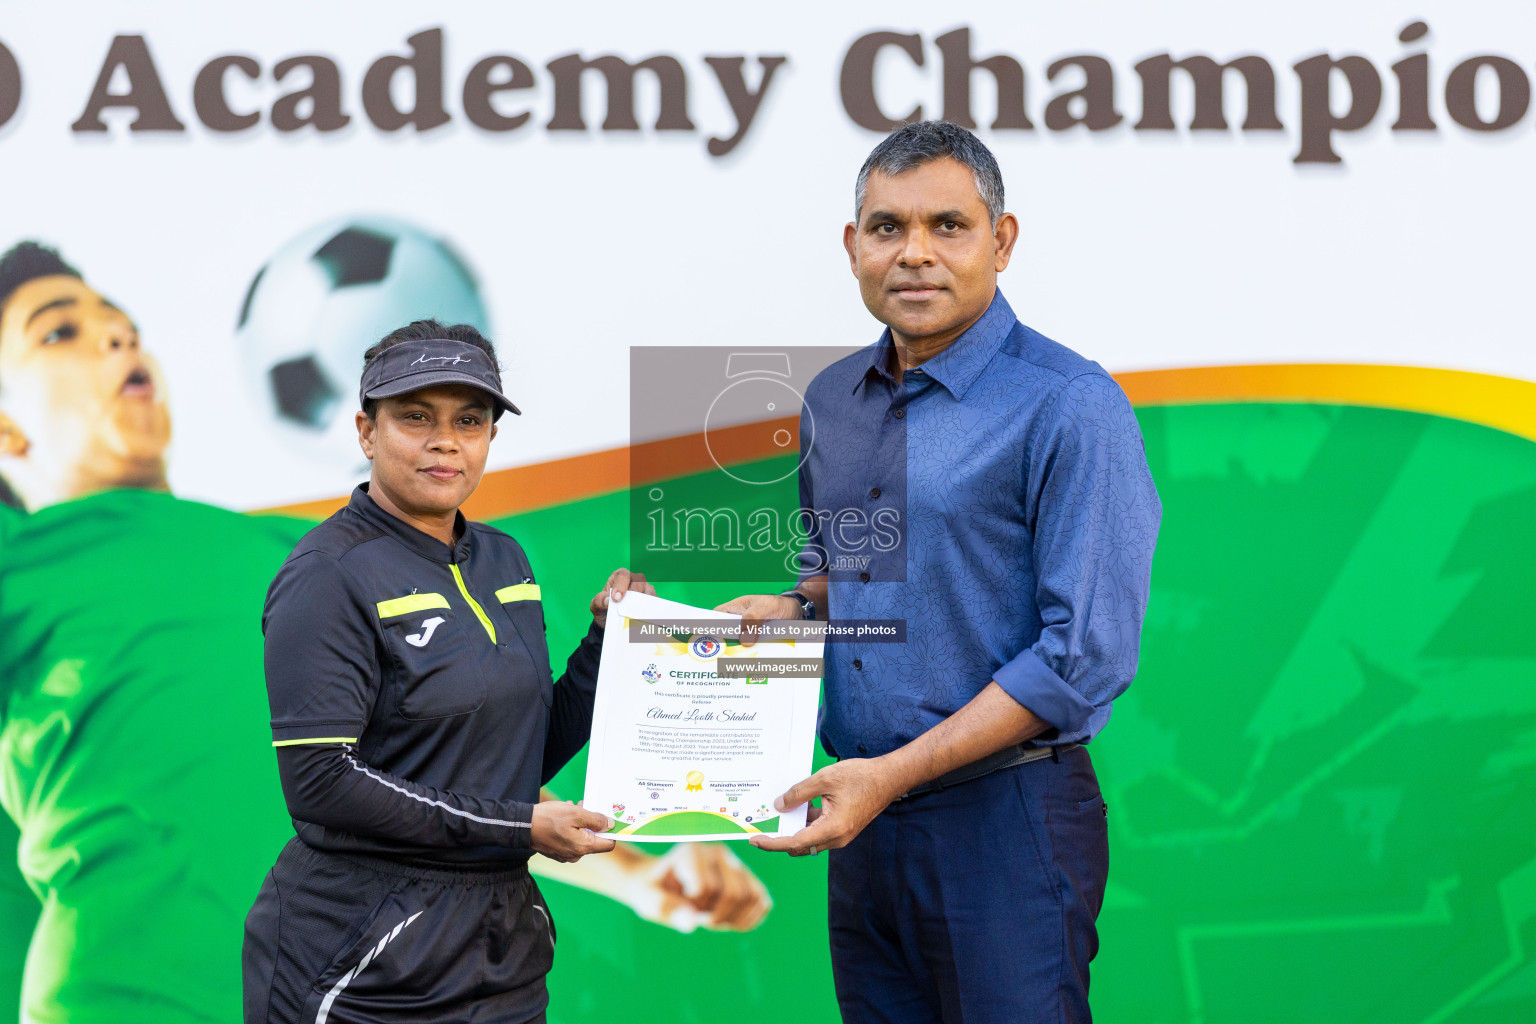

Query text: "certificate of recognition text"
[582, 591, 824, 842]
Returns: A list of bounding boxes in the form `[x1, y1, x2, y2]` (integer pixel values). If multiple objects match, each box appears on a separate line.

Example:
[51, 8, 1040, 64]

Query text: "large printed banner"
[1, 2, 1533, 1022]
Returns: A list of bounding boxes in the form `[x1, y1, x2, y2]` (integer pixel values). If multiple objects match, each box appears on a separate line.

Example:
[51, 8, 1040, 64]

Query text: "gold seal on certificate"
[582, 592, 824, 842]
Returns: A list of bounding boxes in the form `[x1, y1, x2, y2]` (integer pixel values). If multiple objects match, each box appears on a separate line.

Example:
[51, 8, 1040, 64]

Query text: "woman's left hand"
[591, 568, 656, 627]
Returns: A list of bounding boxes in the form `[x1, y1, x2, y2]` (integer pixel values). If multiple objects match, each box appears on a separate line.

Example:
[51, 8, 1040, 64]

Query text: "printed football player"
[0, 240, 310, 1022]
[0, 241, 768, 1024]
[0, 243, 169, 509]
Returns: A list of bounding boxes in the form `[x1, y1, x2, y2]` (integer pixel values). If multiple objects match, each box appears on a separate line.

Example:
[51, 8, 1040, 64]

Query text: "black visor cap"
[359, 338, 520, 419]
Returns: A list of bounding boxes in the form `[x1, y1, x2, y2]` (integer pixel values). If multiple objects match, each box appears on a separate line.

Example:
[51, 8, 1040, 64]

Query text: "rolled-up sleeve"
[993, 372, 1161, 734]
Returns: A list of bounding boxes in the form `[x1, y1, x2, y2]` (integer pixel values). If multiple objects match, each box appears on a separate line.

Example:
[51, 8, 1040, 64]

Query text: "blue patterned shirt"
[798, 290, 1160, 758]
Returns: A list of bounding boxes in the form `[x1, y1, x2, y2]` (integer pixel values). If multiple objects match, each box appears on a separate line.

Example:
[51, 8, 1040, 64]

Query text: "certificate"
[582, 591, 823, 842]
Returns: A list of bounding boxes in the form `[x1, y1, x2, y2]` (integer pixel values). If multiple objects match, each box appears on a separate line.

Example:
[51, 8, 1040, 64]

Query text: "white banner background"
[2, 1, 1530, 509]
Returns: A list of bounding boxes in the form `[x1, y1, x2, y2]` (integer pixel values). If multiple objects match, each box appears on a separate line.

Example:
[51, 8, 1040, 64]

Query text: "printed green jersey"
[0, 491, 309, 1023]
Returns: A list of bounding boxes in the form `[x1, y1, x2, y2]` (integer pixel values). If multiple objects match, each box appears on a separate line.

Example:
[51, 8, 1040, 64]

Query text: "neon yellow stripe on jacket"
[495, 583, 542, 603]
[272, 736, 357, 747]
[450, 564, 497, 643]
[376, 593, 450, 619]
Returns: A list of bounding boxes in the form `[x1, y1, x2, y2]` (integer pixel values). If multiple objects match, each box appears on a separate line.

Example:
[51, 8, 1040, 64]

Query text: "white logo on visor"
[406, 616, 445, 647]
[411, 354, 470, 367]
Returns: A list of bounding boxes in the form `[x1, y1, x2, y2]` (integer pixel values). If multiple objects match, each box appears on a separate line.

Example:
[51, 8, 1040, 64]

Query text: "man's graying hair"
[854, 121, 1005, 227]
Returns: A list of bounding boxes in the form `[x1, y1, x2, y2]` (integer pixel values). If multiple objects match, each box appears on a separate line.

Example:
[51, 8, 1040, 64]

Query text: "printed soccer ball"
[236, 215, 489, 464]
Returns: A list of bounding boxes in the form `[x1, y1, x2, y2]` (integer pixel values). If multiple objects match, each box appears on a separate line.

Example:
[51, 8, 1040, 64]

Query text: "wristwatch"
[780, 590, 816, 621]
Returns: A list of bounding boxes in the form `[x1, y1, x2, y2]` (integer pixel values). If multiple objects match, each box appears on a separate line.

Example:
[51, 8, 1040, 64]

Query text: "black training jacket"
[262, 484, 601, 864]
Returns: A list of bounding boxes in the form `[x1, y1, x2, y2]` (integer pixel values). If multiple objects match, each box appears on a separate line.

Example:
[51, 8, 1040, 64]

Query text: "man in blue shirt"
[721, 121, 1160, 1022]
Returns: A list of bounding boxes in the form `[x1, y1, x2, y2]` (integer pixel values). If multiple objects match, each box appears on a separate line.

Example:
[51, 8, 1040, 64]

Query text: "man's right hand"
[531, 801, 616, 862]
[714, 594, 802, 647]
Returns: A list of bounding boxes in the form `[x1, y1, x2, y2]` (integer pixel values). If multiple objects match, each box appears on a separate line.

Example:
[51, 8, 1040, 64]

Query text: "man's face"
[358, 384, 498, 519]
[0, 274, 171, 493]
[844, 157, 1019, 347]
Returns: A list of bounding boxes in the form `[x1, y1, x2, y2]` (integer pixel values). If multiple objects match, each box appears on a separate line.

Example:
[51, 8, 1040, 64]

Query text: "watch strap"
[780, 589, 815, 621]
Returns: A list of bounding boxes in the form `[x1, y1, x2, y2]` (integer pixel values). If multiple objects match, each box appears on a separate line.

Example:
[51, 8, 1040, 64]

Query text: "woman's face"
[357, 383, 497, 518]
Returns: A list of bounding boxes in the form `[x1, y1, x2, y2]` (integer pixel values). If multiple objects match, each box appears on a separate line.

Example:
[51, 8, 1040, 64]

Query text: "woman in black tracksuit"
[243, 320, 648, 1024]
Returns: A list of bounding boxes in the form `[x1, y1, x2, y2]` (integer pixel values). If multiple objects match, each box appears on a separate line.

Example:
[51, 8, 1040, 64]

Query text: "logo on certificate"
[686, 770, 704, 791]
[641, 663, 661, 683]
[688, 635, 723, 661]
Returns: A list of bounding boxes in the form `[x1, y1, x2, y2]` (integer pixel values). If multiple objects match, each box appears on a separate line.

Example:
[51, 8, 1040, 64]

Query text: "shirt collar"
[348, 483, 472, 564]
[852, 289, 1015, 401]
[854, 334, 899, 394]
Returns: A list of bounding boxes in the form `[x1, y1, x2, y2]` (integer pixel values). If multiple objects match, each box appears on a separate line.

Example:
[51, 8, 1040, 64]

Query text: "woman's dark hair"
[360, 319, 498, 419]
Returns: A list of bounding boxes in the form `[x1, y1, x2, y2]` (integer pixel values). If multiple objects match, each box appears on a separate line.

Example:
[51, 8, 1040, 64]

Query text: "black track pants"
[244, 839, 555, 1024]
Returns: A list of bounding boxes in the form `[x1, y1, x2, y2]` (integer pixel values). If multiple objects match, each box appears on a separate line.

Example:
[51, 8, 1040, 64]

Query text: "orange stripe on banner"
[629, 415, 800, 487]
[258, 446, 632, 522]
[257, 416, 801, 521]
[1116, 364, 1536, 444]
[258, 364, 1536, 521]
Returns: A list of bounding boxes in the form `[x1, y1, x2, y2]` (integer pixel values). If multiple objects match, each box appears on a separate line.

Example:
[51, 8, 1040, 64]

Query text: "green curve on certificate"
[615, 811, 778, 836]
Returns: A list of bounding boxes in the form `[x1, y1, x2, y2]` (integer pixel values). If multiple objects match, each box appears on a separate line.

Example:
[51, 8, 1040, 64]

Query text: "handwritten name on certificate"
[582, 591, 824, 842]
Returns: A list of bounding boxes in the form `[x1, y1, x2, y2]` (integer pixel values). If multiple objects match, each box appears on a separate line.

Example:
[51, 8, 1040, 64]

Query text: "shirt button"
[857, 744, 868, 755]
[869, 487, 881, 499]
[893, 408, 906, 419]
[859, 572, 870, 583]
[852, 659, 863, 670]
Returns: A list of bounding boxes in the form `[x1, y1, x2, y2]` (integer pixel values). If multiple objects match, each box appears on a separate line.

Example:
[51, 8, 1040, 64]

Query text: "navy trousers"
[827, 745, 1109, 1024]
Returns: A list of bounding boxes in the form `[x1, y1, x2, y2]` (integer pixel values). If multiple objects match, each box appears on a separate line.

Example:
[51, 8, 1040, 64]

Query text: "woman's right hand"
[531, 801, 617, 863]
[591, 567, 656, 628]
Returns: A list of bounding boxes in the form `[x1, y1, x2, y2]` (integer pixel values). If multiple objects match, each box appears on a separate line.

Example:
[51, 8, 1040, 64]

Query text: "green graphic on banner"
[2, 402, 1534, 1023]
[1091, 403, 1536, 1024]
[528, 402, 1536, 1024]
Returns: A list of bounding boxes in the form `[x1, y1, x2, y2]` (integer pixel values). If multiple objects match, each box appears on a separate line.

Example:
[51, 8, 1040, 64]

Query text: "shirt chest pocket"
[495, 583, 554, 709]
[377, 593, 488, 720]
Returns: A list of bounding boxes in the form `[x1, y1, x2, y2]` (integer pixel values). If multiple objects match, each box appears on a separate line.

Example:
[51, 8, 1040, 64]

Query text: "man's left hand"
[748, 758, 904, 857]
[591, 568, 656, 628]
